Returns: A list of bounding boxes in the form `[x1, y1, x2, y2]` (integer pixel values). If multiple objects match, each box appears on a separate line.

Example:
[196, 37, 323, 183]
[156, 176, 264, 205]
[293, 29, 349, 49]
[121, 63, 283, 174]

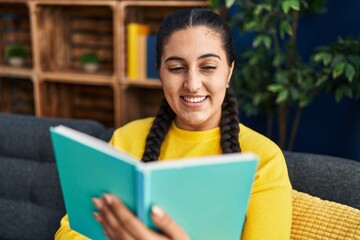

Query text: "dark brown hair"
[141, 9, 241, 162]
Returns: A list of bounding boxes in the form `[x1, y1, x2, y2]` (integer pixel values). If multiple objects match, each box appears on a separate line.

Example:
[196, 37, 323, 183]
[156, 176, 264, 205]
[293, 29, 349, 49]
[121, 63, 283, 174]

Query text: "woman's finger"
[102, 194, 162, 240]
[151, 205, 190, 240]
[93, 197, 134, 240]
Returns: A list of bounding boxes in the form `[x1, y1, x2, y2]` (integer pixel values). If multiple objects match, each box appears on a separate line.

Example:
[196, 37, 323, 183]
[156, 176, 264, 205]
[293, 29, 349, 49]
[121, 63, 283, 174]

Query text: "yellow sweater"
[55, 118, 292, 240]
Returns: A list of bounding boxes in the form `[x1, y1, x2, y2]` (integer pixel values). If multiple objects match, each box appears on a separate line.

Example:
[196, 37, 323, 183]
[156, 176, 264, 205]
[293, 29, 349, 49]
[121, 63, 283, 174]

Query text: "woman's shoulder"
[110, 117, 154, 149]
[109, 117, 155, 158]
[114, 117, 154, 136]
[239, 123, 282, 157]
[239, 124, 289, 186]
[239, 123, 272, 142]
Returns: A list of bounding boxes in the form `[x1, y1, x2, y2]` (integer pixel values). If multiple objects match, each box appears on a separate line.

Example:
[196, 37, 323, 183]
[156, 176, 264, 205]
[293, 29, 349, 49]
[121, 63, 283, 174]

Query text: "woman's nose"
[184, 70, 202, 92]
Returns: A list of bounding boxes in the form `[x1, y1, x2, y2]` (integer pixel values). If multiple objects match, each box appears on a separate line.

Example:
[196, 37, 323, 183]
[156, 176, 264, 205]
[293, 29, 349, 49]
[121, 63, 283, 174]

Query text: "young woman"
[55, 9, 292, 240]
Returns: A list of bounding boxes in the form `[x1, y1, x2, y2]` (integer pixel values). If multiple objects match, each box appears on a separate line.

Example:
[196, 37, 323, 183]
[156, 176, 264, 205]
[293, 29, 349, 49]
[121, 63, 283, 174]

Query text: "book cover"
[138, 34, 147, 79]
[127, 23, 149, 80]
[146, 34, 159, 79]
[50, 125, 258, 240]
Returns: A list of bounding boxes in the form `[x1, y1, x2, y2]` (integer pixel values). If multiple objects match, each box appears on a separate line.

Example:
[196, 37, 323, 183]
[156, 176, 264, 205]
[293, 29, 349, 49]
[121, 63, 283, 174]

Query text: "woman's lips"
[181, 96, 207, 103]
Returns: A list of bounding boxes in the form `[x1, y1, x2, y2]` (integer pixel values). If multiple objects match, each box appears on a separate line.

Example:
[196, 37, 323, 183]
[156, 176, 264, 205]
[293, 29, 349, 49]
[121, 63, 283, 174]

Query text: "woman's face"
[160, 26, 234, 131]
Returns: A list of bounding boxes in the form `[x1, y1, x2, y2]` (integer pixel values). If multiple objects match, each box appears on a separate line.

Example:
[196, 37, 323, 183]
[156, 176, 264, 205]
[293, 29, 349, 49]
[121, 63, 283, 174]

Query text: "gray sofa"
[0, 113, 114, 240]
[0, 113, 359, 239]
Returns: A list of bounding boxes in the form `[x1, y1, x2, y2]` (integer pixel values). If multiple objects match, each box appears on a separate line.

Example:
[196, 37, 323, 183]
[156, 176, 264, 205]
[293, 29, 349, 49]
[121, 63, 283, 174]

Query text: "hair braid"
[141, 99, 175, 162]
[220, 88, 241, 153]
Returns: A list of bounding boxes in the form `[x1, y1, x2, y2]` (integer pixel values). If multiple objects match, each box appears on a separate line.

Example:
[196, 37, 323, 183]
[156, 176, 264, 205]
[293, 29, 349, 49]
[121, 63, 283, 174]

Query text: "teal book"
[50, 125, 258, 240]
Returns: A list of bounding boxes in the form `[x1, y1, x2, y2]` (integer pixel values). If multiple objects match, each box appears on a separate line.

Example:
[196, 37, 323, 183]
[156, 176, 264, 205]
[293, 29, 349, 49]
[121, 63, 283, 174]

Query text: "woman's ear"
[227, 61, 235, 87]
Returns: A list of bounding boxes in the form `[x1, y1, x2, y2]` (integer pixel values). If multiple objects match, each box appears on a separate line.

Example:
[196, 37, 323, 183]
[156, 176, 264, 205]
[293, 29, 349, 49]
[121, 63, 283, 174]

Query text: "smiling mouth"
[181, 96, 207, 103]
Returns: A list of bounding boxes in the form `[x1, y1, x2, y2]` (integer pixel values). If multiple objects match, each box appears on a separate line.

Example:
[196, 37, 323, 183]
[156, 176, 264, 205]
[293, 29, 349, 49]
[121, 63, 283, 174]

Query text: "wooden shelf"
[123, 78, 162, 89]
[121, 1, 209, 7]
[0, 66, 34, 78]
[33, 3, 116, 74]
[40, 82, 115, 127]
[1, 0, 209, 127]
[32, 1, 117, 7]
[40, 71, 116, 86]
[0, 0, 28, 4]
[0, 1, 35, 115]
[0, 1, 33, 72]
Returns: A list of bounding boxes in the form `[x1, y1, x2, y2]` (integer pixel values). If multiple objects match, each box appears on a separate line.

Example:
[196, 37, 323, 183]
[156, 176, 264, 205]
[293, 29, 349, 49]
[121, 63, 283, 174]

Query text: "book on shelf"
[127, 23, 149, 80]
[138, 32, 147, 79]
[146, 34, 159, 79]
[50, 125, 259, 240]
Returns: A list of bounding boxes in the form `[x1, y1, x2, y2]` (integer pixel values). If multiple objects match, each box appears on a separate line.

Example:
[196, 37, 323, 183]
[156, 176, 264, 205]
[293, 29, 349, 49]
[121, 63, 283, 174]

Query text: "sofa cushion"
[0, 199, 65, 240]
[0, 113, 114, 240]
[0, 113, 107, 162]
[291, 190, 360, 240]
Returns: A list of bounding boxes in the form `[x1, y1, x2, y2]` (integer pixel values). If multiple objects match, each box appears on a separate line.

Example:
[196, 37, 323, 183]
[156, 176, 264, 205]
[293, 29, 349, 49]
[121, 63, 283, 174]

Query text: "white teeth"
[183, 96, 206, 103]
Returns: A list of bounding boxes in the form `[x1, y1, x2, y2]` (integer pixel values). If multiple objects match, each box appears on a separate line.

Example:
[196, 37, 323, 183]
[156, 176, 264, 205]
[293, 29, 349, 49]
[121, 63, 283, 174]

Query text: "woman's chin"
[175, 115, 218, 131]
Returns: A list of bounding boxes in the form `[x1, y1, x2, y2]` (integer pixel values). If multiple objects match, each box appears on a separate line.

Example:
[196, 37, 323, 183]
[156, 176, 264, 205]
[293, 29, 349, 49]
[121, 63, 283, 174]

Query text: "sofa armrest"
[284, 151, 360, 210]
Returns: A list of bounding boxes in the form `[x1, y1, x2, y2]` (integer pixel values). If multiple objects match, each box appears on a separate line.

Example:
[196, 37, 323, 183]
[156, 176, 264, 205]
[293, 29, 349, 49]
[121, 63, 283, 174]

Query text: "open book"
[50, 125, 258, 240]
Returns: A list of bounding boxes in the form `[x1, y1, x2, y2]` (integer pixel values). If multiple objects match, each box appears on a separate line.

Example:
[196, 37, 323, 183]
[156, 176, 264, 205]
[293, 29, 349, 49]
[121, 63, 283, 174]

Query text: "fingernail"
[92, 198, 103, 209]
[152, 205, 164, 218]
[93, 212, 102, 222]
[104, 194, 113, 205]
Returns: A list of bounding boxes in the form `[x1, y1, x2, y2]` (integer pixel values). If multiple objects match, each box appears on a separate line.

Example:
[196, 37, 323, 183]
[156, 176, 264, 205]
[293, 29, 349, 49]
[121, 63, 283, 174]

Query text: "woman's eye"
[169, 67, 186, 72]
[201, 66, 217, 71]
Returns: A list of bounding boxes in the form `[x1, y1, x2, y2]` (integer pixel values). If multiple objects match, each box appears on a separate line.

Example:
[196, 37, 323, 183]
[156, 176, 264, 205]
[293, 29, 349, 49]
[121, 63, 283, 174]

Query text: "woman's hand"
[92, 194, 189, 240]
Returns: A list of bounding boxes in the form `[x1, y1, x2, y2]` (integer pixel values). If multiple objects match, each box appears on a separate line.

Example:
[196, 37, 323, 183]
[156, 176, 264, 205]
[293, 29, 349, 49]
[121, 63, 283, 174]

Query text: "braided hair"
[141, 88, 241, 162]
[141, 9, 241, 162]
[141, 99, 175, 163]
[220, 88, 241, 153]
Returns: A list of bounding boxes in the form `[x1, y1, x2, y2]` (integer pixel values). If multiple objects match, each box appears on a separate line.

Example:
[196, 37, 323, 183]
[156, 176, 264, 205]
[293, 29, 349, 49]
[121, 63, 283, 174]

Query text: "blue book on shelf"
[50, 125, 258, 240]
[146, 34, 159, 79]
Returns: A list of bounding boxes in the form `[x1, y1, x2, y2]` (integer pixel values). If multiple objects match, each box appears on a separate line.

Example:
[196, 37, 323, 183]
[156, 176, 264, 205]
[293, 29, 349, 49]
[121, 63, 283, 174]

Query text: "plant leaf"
[254, 5, 263, 16]
[263, 36, 272, 49]
[252, 36, 262, 48]
[282, 1, 291, 14]
[276, 90, 289, 104]
[289, 0, 300, 11]
[332, 62, 346, 79]
[253, 93, 263, 105]
[348, 55, 360, 67]
[345, 64, 355, 82]
[282, 0, 300, 14]
[268, 84, 284, 92]
[273, 53, 284, 67]
[244, 21, 258, 31]
[335, 88, 343, 102]
[280, 20, 292, 39]
[315, 75, 328, 87]
[225, 0, 235, 8]
[313, 52, 332, 65]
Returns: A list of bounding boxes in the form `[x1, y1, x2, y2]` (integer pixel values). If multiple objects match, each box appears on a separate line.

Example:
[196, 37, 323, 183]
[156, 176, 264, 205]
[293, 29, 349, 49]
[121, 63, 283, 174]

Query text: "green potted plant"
[210, 0, 359, 150]
[80, 52, 100, 72]
[5, 45, 28, 67]
[313, 36, 360, 102]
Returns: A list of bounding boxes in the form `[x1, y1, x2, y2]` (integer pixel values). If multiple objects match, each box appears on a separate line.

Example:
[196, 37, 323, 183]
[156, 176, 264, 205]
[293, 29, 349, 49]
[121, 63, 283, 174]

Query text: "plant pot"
[83, 63, 99, 72]
[8, 57, 25, 67]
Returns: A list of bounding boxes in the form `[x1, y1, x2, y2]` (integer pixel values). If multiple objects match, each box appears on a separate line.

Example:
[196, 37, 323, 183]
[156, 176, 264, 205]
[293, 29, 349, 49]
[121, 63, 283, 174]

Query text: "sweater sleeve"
[54, 214, 90, 240]
[240, 126, 292, 240]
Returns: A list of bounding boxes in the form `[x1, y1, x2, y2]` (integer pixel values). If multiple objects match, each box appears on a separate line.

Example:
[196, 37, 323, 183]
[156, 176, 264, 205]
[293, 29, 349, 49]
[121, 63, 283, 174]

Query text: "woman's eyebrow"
[165, 54, 221, 63]
[165, 56, 185, 63]
[198, 53, 221, 60]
